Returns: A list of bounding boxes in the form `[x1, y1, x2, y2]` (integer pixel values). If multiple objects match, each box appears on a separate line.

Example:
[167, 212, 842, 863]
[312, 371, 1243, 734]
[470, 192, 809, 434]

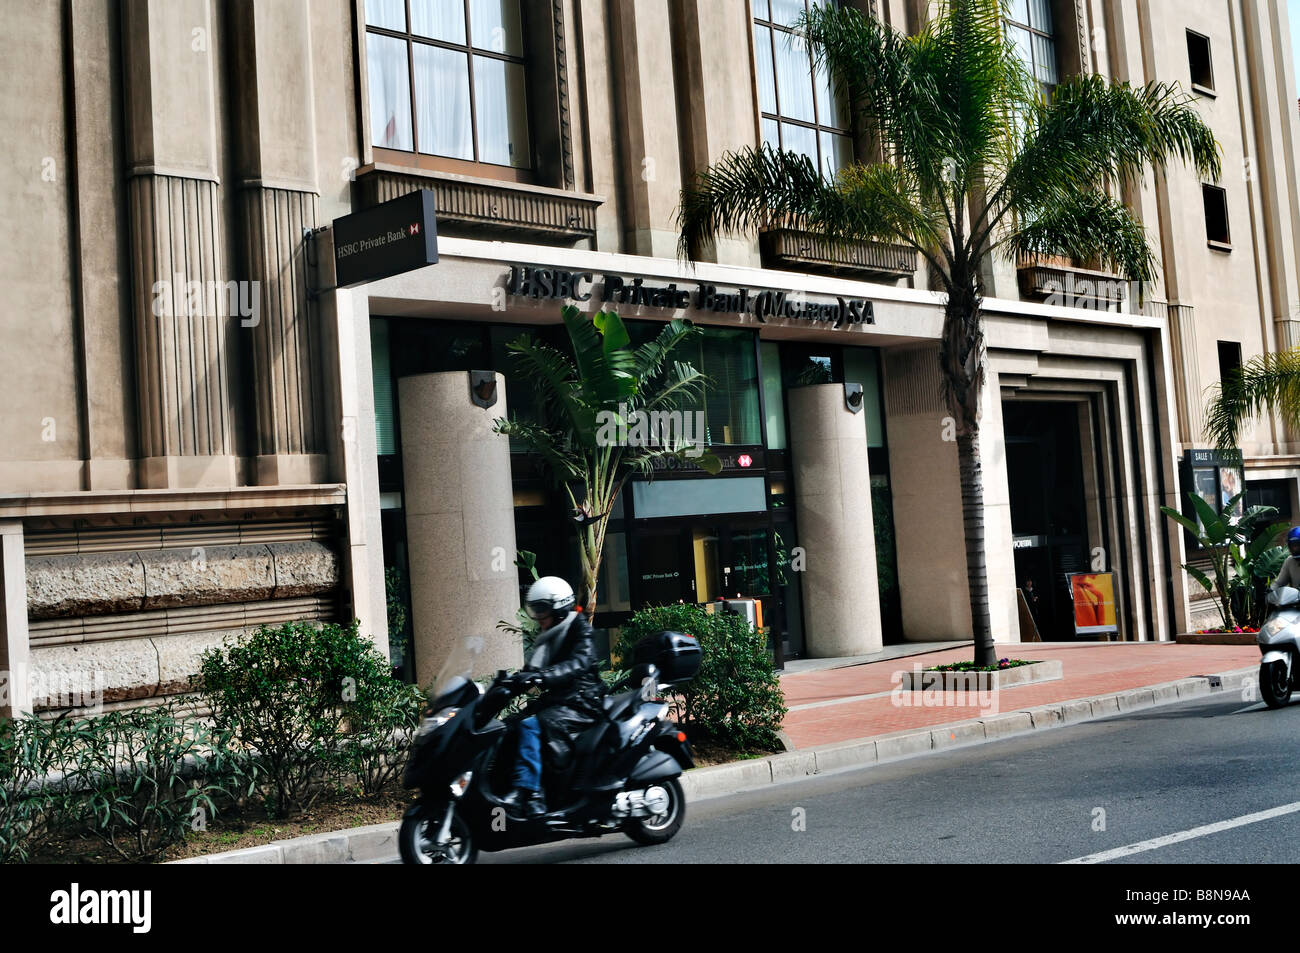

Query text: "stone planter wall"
[898, 659, 1064, 691]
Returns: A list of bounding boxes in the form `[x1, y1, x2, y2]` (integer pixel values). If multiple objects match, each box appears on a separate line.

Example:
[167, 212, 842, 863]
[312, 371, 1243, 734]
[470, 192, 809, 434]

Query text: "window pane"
[754, 24, 777, 114]
[1006, 0, 1029, 26]
[760, 341, 786, 450]
[414, 44, 472, 159]
[1028, 0, 1053, 32]
[367, 33, 413, 150]
[762, 117, 780, 149]
[1007, 23, 1033, 72]
[365, 0, 406, 30]
[470, 0, 524, 56]
[1032, 32, 1059, 84]
[780, 121, 817, 165]
[773, 32, 815, 122]
[753, 0, 770, 19]
[819, 130, 852, 178]
[813, 49, 843, 128]
[699, 328, 761, 446]
[410, 0, 466, 43]
[474, 56, 530, 167]
[770, 0, 806, 27]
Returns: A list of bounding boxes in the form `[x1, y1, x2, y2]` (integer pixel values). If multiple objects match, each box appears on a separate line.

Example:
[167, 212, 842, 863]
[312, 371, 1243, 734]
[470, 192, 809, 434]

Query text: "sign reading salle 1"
[506, 265, 873, 329]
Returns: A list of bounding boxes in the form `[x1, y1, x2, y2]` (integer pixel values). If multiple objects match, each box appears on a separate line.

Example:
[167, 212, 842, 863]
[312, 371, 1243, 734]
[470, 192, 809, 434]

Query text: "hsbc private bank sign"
[333, 189, 438, 289]
[505, 265, 874, 329]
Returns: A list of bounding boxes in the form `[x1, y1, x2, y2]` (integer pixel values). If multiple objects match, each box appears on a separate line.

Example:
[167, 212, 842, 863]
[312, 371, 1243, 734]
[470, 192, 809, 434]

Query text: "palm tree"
[677, 0, 1220, 665]
[494, 306, 719, 619]
[1204, 348, 1300, 450]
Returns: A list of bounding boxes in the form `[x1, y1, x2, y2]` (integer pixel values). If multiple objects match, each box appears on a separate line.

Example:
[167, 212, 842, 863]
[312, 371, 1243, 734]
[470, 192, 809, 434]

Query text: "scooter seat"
[602, 689, 638, 719]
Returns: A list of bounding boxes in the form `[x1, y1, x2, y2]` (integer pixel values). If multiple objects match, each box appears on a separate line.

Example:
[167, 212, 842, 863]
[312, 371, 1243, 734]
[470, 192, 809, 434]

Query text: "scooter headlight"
[1264, 618, 1288, 638]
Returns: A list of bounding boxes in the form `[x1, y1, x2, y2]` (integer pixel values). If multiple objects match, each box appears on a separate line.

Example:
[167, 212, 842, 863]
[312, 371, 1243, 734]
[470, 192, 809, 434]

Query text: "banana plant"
[1160, 491, 1287, 629]
[494, 306, 720, 620]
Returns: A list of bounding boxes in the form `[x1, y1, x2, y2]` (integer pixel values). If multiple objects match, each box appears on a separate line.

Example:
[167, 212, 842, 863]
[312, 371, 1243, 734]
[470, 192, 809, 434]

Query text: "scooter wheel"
[622, 778, 685, 846]
[1261, 661, 1293, 710]
[399, 804, 478, 865]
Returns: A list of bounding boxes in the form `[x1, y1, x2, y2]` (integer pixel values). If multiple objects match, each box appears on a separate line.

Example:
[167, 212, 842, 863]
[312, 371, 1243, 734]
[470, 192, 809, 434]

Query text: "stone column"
[787, 384, 882, 657]
[0, 522, 31, 718]
[229, 0, 328, 485]
[398, 372, 523, 686]
[122, 0, 237, 488]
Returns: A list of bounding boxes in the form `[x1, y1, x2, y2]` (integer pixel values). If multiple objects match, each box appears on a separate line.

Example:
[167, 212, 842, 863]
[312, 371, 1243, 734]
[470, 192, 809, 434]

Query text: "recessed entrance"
[1003, 401, 1091, 641]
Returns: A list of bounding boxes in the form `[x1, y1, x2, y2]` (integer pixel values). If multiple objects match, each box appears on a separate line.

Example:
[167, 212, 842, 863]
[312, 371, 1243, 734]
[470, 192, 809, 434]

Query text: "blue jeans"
[513, 716, 542, 792]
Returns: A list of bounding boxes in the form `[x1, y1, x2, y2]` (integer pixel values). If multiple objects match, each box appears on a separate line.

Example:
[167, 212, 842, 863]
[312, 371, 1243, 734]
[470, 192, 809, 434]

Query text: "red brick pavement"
[780, 642, 1260, 749]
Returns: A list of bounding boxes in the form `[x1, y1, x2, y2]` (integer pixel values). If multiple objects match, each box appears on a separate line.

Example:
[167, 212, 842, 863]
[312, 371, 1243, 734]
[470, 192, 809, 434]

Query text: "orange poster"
[1070, 573, 1118, 636]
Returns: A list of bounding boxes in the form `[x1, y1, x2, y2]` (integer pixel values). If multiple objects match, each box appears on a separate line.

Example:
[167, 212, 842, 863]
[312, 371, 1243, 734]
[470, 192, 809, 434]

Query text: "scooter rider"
[505, 576, 605, 819]
[1272, 528, 1300, 592]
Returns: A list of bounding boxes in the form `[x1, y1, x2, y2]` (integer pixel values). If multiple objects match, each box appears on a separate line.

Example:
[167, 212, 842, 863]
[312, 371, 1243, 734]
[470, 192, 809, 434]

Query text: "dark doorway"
[1003, 401, 1090, 640]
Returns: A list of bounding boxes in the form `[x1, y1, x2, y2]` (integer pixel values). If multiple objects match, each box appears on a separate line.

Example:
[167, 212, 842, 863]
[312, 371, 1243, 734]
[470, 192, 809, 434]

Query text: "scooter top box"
[632, 631, 702, 684]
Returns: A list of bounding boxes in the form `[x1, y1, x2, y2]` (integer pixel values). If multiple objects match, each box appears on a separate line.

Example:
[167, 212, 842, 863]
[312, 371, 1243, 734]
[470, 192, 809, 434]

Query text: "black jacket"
[525, 611, 604, 710]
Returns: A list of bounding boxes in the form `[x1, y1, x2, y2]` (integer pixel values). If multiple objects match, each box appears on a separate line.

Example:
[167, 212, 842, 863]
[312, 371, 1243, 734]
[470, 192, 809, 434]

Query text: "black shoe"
[504, 788, 547, 819]
[521, 790, 548, 819]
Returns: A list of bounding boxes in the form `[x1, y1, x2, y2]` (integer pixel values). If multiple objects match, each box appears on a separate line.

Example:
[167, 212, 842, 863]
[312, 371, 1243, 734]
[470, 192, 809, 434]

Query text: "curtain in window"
[410, 0, 465, 43]
[773, 32, 815, 123]
[414, 44, 473, 159]
[365, 0, 406, 30]
[470, 0, 524, 55]
[753, 24, 777, 114]
[367, 33, 413, 150]
[474, 56, 530, 167]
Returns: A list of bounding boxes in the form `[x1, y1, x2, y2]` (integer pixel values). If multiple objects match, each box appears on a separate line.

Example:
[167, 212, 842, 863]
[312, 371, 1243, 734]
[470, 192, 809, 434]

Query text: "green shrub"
[0, 715, 81, 863]
[198, 619, 399, 817]
[67, 703, 249, 862]
[616, 604, 786, 752]
[335, 679, 425, 799]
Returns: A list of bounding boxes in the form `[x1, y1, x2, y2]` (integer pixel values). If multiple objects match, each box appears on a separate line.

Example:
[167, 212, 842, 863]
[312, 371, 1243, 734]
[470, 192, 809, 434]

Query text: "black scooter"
[397, 630, 700, 864]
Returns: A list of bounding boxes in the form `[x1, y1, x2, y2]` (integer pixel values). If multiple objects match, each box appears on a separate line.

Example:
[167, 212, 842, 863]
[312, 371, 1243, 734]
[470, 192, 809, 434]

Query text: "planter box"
[898, 659, 1064, 691]
[1175, 631, 1258, 646]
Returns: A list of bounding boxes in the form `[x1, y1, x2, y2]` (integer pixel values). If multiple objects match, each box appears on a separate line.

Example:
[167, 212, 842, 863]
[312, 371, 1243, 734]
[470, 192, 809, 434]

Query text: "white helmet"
[525, 576, 576, 620]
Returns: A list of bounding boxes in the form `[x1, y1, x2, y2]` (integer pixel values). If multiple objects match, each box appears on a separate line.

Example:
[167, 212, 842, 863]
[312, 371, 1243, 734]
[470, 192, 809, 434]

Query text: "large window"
[752, 0, 852, 179]
[1006, 0, 1059, 99]
[365, 0, 531, 175]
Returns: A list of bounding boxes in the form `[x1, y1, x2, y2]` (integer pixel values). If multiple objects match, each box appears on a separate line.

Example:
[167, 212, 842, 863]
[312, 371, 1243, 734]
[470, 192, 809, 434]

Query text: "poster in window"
[1219, 466, 1244, 518]
[1070, 572, 1118, 636]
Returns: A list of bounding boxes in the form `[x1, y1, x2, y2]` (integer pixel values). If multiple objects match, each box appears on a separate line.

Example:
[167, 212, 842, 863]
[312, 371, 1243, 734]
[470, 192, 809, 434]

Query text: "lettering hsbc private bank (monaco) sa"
[505, 265, 873, 329]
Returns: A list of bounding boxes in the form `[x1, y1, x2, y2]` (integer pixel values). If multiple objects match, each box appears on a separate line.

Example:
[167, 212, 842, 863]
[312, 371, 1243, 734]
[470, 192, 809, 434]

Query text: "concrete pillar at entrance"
[0, 521, 31, 718]
[885, 347, 1020, 644]
[398, 372, 523, 686]
[787, 384, 882, 656]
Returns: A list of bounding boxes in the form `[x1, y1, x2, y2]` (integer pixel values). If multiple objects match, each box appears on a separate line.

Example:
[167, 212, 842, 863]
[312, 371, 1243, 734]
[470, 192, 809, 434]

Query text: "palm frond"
[1003, 190, 1156, 282]
[999, 75, 1221, 227]
[560, 306, 637, 406]
[1205, 348, 1300, 449]
[633, 318, 700, 382]
[503, 334, 597, 440]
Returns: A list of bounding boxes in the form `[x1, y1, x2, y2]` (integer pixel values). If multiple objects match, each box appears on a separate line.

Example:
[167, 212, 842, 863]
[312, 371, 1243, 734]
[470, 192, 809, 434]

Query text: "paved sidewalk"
[779, 640, 1260, 749]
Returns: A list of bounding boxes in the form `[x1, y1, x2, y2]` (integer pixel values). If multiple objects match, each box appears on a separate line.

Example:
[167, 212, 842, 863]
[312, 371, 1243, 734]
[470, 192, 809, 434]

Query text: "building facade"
[4, 0, 1300, 713]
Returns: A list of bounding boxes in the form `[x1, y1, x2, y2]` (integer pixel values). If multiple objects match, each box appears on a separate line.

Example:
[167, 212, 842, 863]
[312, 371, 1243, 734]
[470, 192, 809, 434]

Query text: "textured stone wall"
[27, 541, 339, 619]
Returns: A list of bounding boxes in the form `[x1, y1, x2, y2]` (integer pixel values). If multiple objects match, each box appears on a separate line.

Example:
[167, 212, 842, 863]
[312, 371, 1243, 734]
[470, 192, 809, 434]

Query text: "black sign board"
[332, 189, 438, 288]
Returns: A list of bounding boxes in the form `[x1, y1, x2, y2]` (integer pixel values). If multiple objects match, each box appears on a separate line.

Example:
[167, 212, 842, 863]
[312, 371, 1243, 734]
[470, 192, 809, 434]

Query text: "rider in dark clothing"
[507, 576, 604, 818]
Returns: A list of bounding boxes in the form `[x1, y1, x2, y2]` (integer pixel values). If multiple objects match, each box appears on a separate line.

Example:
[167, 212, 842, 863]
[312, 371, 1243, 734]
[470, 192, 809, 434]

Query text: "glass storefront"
[369, 312, 898, 673]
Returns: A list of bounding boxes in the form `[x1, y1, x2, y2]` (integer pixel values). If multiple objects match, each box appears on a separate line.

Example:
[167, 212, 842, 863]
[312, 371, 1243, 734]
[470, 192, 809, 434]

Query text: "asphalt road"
[428, 689, 1300, 864]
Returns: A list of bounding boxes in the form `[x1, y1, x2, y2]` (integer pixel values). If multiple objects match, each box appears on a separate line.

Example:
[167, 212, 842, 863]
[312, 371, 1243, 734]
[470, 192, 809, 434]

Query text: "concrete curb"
[171, 665, 1257, 864]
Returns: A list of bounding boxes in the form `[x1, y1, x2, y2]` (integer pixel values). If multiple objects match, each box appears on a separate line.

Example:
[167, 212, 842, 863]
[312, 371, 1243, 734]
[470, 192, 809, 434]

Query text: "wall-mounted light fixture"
[844, 382, 864, 414]
[469, 370, 498, 408]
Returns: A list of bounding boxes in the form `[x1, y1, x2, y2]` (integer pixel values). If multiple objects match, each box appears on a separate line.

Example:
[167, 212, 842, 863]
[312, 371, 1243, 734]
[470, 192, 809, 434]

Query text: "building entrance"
[1004, 401, 1091, 641]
